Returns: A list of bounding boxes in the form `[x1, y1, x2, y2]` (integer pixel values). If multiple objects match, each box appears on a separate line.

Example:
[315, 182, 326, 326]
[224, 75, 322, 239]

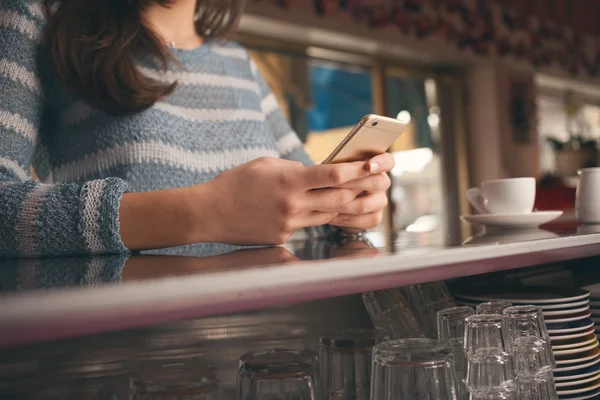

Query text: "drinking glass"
[362, 290, 422, 339]
[404, 282, 455, 305]
[371, 338, 458, 400]
[438, 306, 474, 400]
[464, 315, 511, 357]
[503, 306, 555, 372]
[513, 337, 555, 377]
[438, 306, 475, 345]
[401, 282, 456, 338]
[465, 351, 516, 395]
[503, 306, 551, 344]
[476, 302, 513, 315]
[516, 373, 558, 400]
[237, 349, 318, 400]
[319, 329, 382, 400]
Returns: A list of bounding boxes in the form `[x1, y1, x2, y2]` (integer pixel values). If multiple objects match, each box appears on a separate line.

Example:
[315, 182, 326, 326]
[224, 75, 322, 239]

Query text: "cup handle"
[467, 188, 487, 214]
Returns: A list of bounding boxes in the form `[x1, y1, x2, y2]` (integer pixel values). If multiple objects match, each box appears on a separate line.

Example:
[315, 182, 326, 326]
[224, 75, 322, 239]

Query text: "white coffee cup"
[576, 168, 600, 224]
[467, 177, 536, 215]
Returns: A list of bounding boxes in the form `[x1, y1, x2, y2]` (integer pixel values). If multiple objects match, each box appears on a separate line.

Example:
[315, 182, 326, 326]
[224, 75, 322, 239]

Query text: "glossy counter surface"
[2, 226, 600, 348]
[2, 271, 598, 399]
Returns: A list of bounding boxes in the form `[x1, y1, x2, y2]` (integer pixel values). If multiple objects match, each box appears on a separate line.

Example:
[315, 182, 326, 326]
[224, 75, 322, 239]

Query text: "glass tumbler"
[237, 349, 318, 400]
[465, 351, 516, 395]
[319, 329, 382, 400]
[401, 282, 456, 338]
[404, 282, 455, 306]
[438, 307, 474, 400]
[516, 372, 558, 400]
[503, 306, 555, 371]
[476, 302, 513, 315]
[503, 306, 551, 344]
[438, 307, 475, 345]
[362, 290, 422, 339]
[464, 315, 511, 357]
[371, 338, 458, 400]
[513, 337, 555, 377]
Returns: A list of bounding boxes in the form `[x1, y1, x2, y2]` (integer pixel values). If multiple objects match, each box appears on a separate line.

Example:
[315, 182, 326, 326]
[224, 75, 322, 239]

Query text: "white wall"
[465, 63, 541, 185]
[465, 64, 505, 185]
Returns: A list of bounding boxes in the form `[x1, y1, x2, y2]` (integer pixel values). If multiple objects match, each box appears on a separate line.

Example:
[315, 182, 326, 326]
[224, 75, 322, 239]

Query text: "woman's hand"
[330, 153, 395, 231]
[202, 157, 381, 245]
[119, 154, 394, 251]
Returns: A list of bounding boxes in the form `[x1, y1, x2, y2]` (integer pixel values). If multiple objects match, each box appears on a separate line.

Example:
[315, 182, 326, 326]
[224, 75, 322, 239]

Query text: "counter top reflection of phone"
[321, 114, 407, 164]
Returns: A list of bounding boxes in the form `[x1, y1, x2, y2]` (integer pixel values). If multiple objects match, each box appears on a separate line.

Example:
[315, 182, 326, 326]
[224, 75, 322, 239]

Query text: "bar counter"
[2, 226, 600, 348]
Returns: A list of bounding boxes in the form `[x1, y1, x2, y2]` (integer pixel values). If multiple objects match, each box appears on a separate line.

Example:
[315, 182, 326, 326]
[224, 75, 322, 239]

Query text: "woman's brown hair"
[43, 0, 245, 116]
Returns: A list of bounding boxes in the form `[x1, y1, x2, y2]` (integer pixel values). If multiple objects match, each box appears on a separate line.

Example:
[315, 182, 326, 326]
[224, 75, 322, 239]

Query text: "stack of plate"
[454, 287, 600, 399]
[582, 283, 600, 341]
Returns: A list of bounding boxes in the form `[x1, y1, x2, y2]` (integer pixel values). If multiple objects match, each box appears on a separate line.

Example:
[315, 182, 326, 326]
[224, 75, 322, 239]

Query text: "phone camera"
[371, 121, 378, 127]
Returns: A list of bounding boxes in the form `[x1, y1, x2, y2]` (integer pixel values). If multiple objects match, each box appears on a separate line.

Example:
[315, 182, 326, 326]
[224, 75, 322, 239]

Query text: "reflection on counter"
[0, 227, 595, 296]
[0, 240, 380, 294]
[462, 229, 560, 246]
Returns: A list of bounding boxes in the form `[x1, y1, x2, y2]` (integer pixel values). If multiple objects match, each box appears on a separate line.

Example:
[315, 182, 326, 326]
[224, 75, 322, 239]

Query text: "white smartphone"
[322, 114, 407, 164]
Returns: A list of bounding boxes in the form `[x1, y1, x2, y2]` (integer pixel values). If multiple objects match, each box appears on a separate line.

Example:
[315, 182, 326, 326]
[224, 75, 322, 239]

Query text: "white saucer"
[461, 211, 563, 229]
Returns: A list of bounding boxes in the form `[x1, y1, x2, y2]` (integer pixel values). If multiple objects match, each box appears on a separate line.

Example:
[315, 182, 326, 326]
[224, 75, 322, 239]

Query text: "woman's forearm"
[119, 185, 216, 251]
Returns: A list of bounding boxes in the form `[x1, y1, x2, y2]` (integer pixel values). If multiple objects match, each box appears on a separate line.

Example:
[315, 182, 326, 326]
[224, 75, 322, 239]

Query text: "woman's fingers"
[303, 186, 388, 215]
[336, 192, 388, 215]
[299, 161, 371, 189]
[305, 187, 358, 212]
[335, 173, 391, 192]
[366, 152, 395, 174]
[330, 211, 384, 230]
[303, 211, 339, 227]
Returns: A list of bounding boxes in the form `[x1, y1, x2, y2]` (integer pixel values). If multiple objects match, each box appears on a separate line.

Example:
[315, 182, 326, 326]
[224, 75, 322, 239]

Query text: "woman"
[0, 0, 393, 258]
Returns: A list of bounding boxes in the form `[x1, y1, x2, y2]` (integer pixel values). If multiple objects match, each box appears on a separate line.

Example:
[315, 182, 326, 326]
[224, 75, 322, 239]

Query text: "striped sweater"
[0, 0, 313, 258]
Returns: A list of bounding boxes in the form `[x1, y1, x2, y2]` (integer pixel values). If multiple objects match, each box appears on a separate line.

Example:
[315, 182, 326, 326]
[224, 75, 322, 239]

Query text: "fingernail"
[369, 162, 380, 173]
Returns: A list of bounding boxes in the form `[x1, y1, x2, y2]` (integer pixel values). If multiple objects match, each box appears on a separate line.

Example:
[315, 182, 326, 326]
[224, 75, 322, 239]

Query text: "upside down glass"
[513, 337, 555, 377]
[400, 282, 456, 338]
[465, 350, 516, 395]
[464, 315, 511, 357]
[516, 372, 558, 400]
[319, 329, 382, 400]
[362, 290, 422, 339]
[438, 306, 475, 345]
[438, 306, 474, 400]
[371, 338, 458, 400]
[237, 349, 318, 400]
[503, 306, 555, 373]
[476, 302, 513, 315]
[502, 306, 551, 344]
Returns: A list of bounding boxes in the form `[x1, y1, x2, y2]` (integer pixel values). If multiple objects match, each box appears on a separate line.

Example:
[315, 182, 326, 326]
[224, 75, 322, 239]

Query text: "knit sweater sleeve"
[0, 0, 129, 258]
[249, 59, 314, 166]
